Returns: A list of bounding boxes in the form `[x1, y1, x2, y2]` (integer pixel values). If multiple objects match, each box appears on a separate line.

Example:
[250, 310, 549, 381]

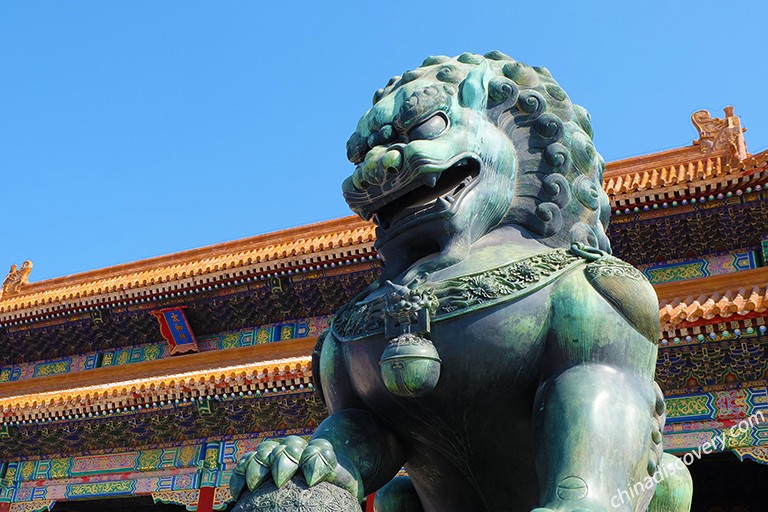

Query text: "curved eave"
[604, 147, 768, 207]
[0, 216, 376, 321]
[0, 337, 316, 423]
[655, 267, 768, 327]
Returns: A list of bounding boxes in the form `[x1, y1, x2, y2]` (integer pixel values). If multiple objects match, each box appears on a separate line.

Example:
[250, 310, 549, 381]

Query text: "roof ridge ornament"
[1, 260, 33, 298]
[691, 106, 749, 161]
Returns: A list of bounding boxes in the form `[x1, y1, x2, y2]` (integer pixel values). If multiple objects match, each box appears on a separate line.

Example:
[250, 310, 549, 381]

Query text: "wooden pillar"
[196, 486, 215, 512]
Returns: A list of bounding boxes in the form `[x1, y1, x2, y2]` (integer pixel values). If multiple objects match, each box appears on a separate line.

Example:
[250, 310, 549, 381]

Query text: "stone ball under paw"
[231, 479, 359, 512]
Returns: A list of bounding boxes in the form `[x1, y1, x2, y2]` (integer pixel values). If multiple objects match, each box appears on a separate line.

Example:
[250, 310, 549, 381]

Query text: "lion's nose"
[353, 147, 403, 190]
[380, 149, 403, 175]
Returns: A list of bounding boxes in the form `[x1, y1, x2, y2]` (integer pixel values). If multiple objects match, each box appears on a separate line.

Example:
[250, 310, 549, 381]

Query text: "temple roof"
[0, 216, 376, 322]
[604, 107, 768, 206]
[605, 146, 768, 207]
[4, 109, 761, 309]
[2, 108, 766, 334]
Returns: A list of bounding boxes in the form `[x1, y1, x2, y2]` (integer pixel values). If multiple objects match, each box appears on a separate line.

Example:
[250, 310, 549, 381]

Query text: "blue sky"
[3, 1, 768, 282]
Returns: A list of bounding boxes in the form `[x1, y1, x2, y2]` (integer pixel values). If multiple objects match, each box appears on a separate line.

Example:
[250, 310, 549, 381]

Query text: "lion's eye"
[407, 113, 448, 141]
[346, 132, 369, 164]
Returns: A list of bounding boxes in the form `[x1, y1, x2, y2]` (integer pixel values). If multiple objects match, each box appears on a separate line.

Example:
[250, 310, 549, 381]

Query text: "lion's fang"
[421, 173, 438, 188]
[434, 197, 451, 210]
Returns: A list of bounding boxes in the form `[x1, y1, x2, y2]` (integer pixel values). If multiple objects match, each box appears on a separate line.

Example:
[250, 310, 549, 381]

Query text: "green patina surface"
[231, 52, 692, 512]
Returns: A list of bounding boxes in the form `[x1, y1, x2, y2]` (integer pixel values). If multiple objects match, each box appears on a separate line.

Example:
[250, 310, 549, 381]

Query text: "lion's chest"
[336, 293, 551, 443]
[327, 249, 584, 449]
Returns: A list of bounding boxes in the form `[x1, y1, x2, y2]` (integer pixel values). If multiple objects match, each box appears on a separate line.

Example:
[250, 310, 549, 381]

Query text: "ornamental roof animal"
[1, 260, 32, 297]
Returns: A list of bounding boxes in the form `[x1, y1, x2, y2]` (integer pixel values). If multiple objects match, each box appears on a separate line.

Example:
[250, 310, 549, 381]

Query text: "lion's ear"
[459, 60, 493, 111]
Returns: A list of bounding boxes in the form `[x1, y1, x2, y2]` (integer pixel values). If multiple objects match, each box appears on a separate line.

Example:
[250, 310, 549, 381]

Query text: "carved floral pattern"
[332, 249, 584, 340]
[433, 250, 581, 315]
[584, 256, 646, 281]
[386, 332, 435, 348]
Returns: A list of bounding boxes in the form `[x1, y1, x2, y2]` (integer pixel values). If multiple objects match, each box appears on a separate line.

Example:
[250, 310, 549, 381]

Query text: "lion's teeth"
[444, 194, 455, 203]
[421, 173, 438, 188]
[435, 197, 451, 210]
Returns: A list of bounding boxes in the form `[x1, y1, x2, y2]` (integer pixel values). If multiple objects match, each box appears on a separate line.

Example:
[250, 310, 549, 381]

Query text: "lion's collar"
[332, 247, 593, 341]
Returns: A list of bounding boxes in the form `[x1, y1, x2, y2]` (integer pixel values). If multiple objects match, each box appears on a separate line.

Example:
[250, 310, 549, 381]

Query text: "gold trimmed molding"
[0, 338, 316, 424]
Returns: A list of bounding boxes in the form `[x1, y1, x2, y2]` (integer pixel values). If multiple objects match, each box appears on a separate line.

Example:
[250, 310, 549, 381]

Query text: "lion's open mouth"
[372, 157, 480, 230]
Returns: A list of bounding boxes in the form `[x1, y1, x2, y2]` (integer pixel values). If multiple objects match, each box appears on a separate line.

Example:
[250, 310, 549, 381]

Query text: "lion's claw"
[246, 440, 277, 490]
[300, 439, 338, 486]
[245, 453, 269, 490]
[229, 463, 247, 500]
[269, 436, 307, 487]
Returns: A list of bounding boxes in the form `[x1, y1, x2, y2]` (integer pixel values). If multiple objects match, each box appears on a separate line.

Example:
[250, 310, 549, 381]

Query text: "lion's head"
[343, 51, 610, 277]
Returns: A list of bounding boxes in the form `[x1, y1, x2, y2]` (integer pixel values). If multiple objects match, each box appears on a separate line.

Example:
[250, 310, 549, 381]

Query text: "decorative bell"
[379, 333, 441, 397]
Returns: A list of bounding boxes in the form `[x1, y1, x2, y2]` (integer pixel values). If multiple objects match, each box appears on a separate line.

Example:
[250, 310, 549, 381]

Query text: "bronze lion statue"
[230, 52, 693, 512]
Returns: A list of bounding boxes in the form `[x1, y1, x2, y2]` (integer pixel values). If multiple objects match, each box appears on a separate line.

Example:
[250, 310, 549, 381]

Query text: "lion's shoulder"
[581, 255, 660, 343]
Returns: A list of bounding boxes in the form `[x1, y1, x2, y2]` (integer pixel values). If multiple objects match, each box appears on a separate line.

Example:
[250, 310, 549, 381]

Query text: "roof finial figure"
[692, 106, 748, 161]
[1, 260, 33, 297]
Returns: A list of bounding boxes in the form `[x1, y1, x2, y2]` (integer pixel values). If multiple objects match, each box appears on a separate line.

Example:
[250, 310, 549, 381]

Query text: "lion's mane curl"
[373, 51, 611, 253]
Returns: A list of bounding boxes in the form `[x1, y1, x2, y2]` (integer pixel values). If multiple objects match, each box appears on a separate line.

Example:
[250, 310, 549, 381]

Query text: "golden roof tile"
[654, 268, 768, 327]
[0, 216, 376, 320]
[604, 108, 767, 207]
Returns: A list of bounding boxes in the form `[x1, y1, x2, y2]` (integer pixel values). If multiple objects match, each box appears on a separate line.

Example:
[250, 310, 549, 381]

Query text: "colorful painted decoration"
[151, 307, 199, 355]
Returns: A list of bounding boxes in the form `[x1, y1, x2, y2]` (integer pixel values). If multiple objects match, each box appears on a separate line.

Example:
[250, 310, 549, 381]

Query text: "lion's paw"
[230, 436, 361, 503]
